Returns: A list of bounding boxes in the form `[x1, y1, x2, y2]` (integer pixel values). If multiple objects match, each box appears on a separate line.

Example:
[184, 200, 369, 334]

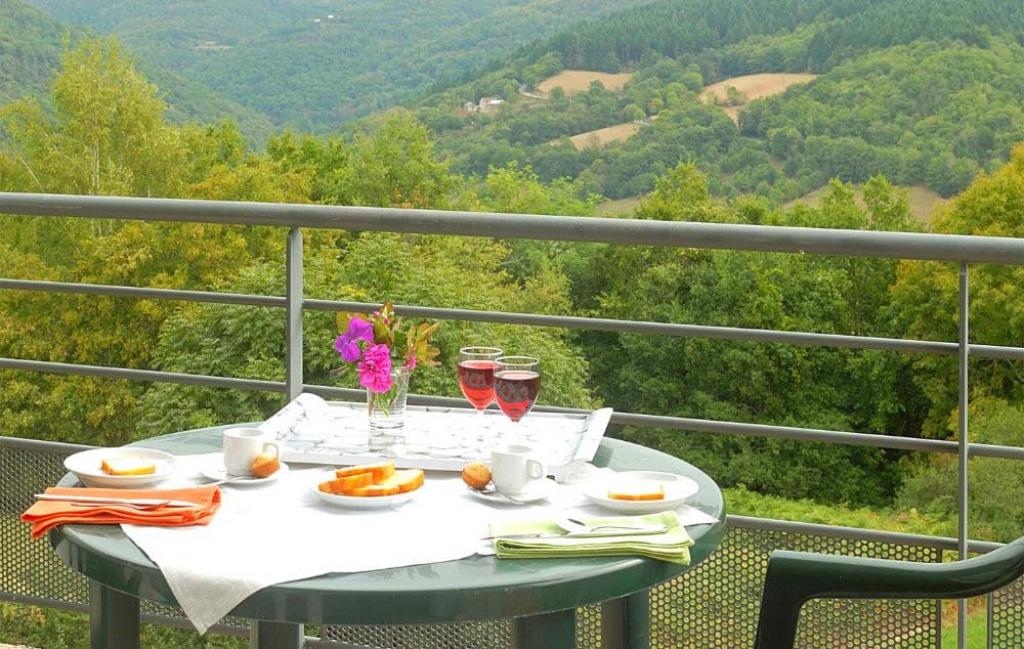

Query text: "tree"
[577, 168, 921, 505]
[891, 145, 1024, 437]
[1, 37, 184, 198]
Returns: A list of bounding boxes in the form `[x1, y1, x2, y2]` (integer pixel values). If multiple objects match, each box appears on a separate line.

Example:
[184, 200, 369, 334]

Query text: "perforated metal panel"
[991, 576, 1024, 648]
[660, 526, 942, 649]
[0, 441, 90, 605]
[322, 619, 512, 648]
[575, 603, 602, 648]
[0, 439, 250, 634]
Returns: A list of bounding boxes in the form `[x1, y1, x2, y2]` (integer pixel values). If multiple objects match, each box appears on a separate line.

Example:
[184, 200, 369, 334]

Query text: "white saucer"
[198, 461, 288, 486]
[467, 478, 555, 505]
[64, 448, 176, 489]
[583, 471, 698, 514]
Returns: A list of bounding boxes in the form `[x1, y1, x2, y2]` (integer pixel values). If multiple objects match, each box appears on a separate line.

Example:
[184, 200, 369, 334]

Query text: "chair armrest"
[753, 538, 1024, 649]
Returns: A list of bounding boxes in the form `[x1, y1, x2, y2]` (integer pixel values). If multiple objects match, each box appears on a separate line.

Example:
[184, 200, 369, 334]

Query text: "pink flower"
[358, 344, 393, 393]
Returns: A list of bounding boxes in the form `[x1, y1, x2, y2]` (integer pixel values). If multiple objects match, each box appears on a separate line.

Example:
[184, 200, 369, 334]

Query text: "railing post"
[957, 262, 969, 649]
[286, 227, 303, 401]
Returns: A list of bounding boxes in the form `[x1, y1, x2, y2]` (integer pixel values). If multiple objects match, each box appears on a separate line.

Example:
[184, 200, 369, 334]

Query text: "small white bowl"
[64, 448, 176, 489]
[582, 470, 698, 514]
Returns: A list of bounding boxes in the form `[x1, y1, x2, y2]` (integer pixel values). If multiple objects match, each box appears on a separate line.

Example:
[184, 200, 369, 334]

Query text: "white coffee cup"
[223, 427, 279, 476]
[491, 444, 546, 495]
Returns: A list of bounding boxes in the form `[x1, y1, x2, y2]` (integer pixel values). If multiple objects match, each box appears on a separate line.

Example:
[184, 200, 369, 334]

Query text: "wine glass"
[493, 356, 541, 427]
[457, 347, 503, 416]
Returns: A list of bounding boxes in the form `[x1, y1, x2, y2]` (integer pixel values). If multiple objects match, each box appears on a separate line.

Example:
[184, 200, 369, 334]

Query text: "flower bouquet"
[334, 301, 440, 433]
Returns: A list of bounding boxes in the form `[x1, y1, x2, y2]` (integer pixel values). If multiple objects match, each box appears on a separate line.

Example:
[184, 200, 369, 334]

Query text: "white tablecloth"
[122, 454, 717, 634]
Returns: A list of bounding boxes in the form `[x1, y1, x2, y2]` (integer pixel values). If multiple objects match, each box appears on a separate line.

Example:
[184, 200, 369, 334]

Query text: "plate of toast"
[582, 470, 698, 513]
[313, 462, 425, 509]
[64, 447, 176, 489]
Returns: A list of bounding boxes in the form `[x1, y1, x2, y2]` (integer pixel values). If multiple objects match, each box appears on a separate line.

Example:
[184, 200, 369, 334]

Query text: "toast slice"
[608, 482, 665, 501]
[335, 462, 395, 483]
[344, 483, 401, 497]
[101, 458, 156, 476]
[377, 468, 425, 494]
[319, 472, 374, 494]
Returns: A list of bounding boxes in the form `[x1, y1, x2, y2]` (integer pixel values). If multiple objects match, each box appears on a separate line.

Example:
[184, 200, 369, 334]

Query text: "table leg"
[250, 620, 304, 649]
[89, 580, 139, 649]
[512, 608, 576, 649]
[601, 590, 650, 649]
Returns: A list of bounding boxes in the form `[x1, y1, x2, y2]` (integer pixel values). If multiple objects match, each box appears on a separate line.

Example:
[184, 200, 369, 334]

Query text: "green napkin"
[492, 511, 693, 565]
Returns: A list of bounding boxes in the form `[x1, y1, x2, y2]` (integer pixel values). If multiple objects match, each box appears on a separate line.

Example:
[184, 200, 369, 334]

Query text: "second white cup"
[491, 444, 546, 495]
[223, 427, 278, 476]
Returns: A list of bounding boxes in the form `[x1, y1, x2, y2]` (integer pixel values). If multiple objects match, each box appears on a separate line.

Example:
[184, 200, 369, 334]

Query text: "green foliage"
[898, 400, 1024, 542]
[892, 145, 1024, 436]
[587, 170, 925, 505]
[725, 484, 954, 537]
[744, 41, 1024, 197]
[0, 602, 246, 649]
[0, 0, 272, 142]
[0, 0, 64, 107]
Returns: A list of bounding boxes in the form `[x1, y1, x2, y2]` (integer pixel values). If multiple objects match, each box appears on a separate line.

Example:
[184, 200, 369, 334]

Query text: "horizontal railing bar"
[4, 359, 1023, 459]
[0, 279, 285, 307]
[0, 358, 285, 393]
[3, 280, 1021, 362]
[2, 192, 1022, 265]
[0, 435, 93, 454]
[727, 515, 1004, 554]
[307, 299, 1024, 362]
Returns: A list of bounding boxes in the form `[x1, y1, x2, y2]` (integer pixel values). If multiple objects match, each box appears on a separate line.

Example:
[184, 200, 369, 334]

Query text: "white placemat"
[121, 454, 717, 634]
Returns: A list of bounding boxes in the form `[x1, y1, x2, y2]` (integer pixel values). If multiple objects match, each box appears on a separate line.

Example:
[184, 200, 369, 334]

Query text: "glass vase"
[367, 365, 410, 449]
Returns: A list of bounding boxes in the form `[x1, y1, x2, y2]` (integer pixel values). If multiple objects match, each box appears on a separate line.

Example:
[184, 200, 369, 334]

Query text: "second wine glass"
[493, 356, 541, 424]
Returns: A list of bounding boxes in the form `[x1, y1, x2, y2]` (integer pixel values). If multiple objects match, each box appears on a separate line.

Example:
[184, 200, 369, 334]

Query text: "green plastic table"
[51, 424, 726, 649]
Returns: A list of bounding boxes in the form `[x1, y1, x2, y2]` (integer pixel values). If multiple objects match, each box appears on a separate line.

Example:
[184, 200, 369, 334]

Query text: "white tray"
[260, 394, 612, 479]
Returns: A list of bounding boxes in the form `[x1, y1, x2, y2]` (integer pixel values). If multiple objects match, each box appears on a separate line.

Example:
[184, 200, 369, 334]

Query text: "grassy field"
[537, 69, 634, 96]
[784, 183, 945, 223]
[568, 122, 642, 150]
[596, 195, 642, 216]
[701, 72, 818, 124]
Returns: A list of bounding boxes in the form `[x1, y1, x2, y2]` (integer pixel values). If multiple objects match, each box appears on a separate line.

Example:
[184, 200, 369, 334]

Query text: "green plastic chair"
[753, 537, 1024, 649]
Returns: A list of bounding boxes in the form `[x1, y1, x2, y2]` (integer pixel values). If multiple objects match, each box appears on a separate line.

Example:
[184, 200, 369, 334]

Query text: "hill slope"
[1, 0, 274, 142]
[28, 0, 654, 132]
[422, 0, 1024, 202]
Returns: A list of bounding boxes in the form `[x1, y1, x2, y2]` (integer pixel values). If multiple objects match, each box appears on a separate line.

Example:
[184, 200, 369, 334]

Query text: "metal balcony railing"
[1, 192, 1023, 648]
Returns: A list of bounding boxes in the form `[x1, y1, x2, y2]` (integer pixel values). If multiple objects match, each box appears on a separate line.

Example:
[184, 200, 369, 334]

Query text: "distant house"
[462, 97, 506, 114]
[478, 97, 505, 113]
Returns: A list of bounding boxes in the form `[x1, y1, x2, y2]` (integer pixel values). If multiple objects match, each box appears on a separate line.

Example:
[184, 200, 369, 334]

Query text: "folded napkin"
[492, 511, 693, 565]
[21, 485, 221, 540]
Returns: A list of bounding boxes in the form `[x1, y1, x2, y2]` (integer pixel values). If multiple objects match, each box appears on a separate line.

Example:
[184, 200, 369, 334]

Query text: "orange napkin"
[21, 485, 221, 540]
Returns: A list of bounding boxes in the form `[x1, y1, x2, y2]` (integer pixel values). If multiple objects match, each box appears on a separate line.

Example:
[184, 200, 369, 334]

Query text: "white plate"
[583, 471, 698, 514]
[64, 448, 176, 489]
[198, 461, 289, 486]
[312, 473, 414, 509]
[466, 478, 555, 506]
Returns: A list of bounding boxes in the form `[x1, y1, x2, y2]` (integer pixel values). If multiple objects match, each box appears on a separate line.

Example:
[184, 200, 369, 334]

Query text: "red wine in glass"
[458, 360, 498, 410]
[494, 356, 541, 423]
[458, 347, 503, 414]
